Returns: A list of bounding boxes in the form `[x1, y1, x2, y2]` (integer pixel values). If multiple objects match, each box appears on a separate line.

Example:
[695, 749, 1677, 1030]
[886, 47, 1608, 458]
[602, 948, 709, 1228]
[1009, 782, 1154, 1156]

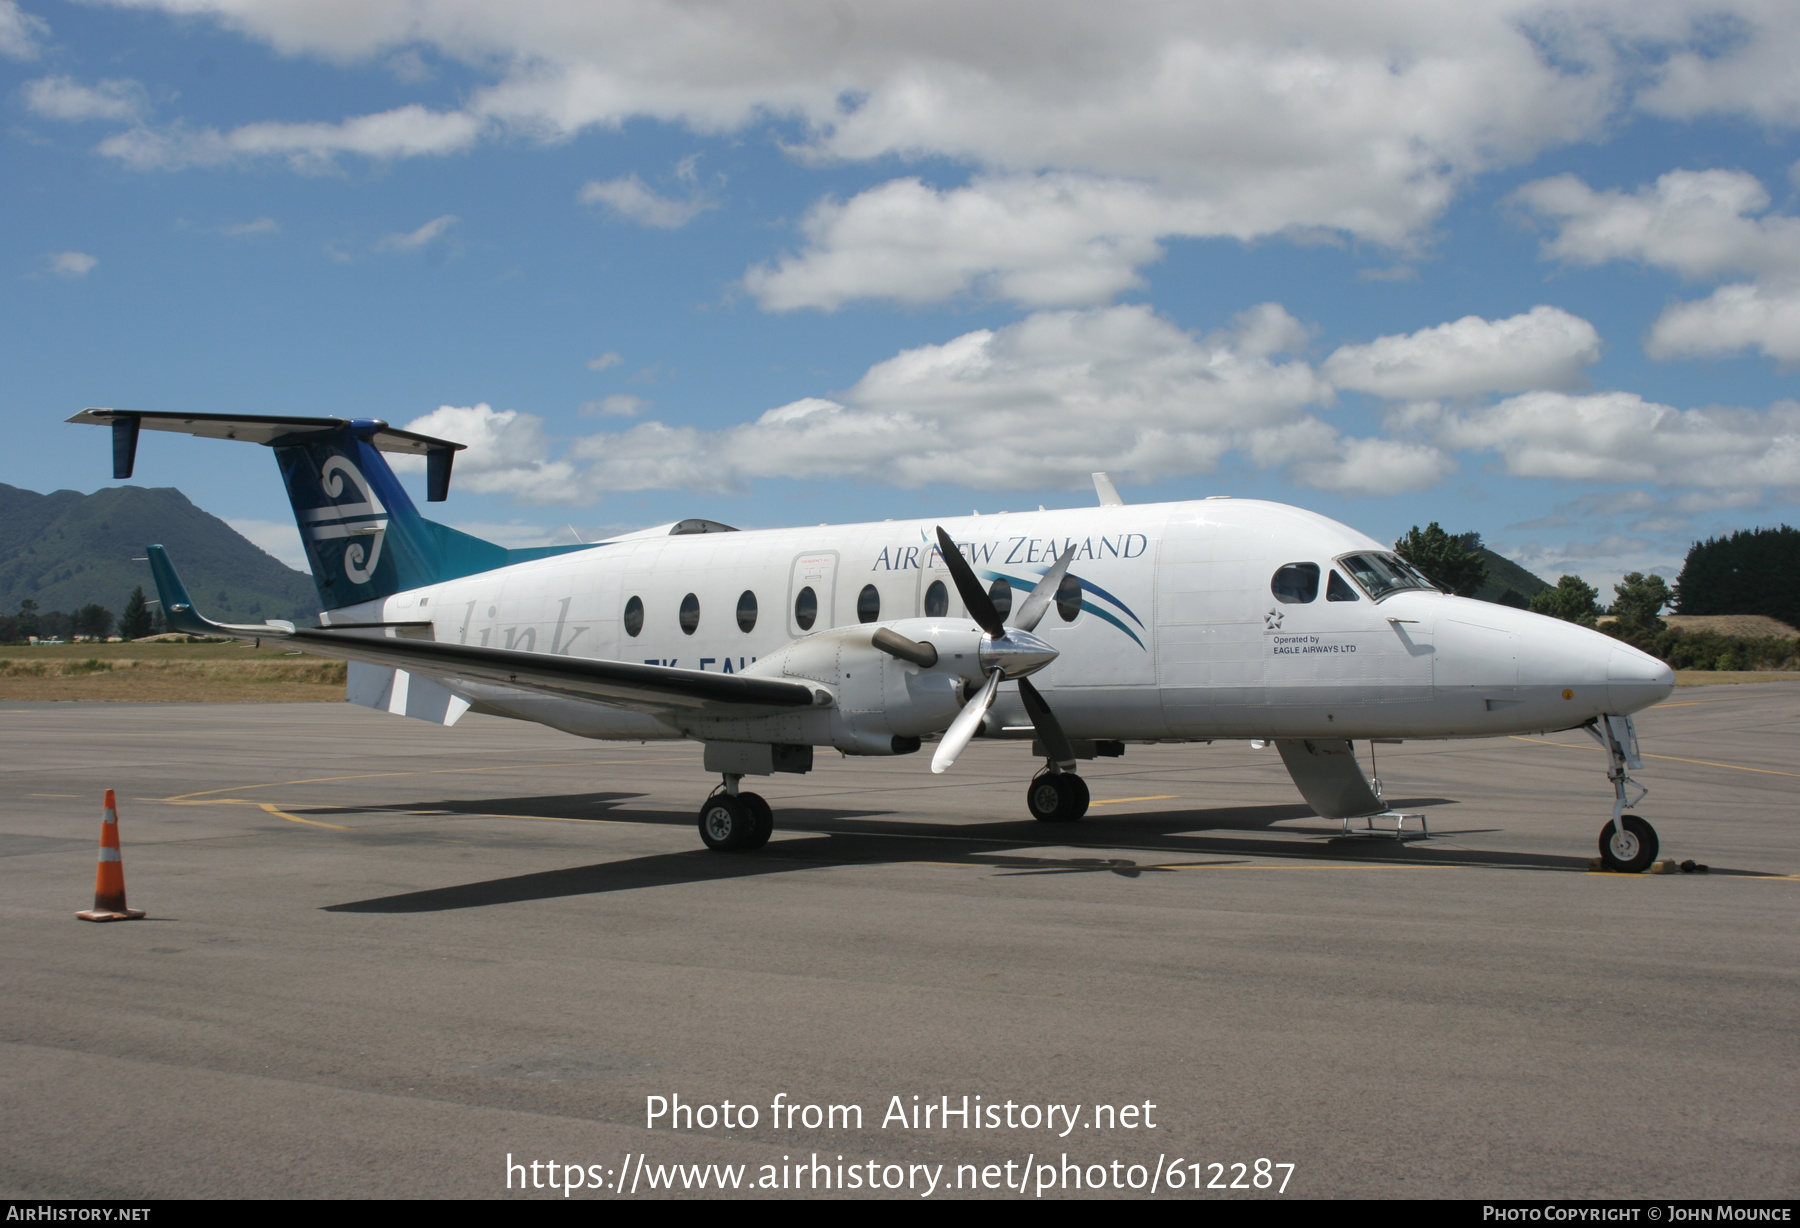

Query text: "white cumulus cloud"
[78, 2, 1800, 304]
[0, 0, 46, 60]
[405, 304, 1451, 501]
[1646, 281, 1800, 363]
[394, 403, 578, 502]
[226, 518, 309, 572]
[1425, 391, 1800, 488]
[48, 251, 97, 277]
[578, 174, 713, 228]
[1515, 168, 1800, 364]
[97, 104, 484, 171]
[22, 76, 147, 122]
[1322, 306, 1601, 399]
[376, 213, 457, 251]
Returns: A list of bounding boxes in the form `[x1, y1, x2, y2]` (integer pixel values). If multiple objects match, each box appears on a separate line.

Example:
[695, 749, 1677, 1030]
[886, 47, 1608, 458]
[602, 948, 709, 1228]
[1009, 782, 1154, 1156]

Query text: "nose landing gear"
[1599, 813, 1658, 873]
[1586, 716, 1659, 873]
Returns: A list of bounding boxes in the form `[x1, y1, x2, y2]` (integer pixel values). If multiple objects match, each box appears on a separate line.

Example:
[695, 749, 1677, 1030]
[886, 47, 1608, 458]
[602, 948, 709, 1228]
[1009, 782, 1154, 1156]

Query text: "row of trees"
[1394, 521, 1799, 672]
[0, 588, 161, 643]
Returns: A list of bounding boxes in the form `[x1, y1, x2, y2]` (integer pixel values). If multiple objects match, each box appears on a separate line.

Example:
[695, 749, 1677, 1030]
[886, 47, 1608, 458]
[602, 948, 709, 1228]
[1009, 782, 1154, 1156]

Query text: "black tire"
[1027, 773, 1088, 823]
[1062, 773, 1090, 820]
[1597, 814, 1658, 873]
[698, 794, 755, 851]
[740, 792, 774, 850]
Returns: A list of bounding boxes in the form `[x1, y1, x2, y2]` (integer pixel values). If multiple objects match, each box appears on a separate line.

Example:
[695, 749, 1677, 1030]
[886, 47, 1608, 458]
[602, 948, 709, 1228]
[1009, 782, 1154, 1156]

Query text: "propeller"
[1009, 542, 1077, 632]
[929, 527, 1077, 774]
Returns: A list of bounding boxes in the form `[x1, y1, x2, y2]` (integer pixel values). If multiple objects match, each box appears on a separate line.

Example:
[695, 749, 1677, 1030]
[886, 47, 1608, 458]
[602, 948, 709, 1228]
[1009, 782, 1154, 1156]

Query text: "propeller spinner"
[930, 526, 1078, 773]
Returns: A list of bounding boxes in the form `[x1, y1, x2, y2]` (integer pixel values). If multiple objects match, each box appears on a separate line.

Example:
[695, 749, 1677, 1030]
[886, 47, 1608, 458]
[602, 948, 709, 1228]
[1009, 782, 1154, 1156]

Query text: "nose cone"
[979, 628, 1059, 679]
[1608, 641, 1675, 713]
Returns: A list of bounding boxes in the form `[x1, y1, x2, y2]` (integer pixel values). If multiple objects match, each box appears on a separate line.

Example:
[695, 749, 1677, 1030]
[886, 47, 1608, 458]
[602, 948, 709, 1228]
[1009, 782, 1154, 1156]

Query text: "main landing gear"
[1027, 769, 1090, 823]
[1585, 715, 1659, 873]
[697, 774, 773, 852]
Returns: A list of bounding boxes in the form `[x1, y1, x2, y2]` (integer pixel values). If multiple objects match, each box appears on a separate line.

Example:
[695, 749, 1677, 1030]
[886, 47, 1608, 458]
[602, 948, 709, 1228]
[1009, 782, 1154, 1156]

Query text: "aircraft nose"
[1607, 642, 1675, 713]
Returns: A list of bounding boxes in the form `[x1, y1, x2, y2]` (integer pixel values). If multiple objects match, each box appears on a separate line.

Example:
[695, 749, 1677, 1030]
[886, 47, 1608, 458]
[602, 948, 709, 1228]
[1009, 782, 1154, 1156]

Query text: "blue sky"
[4, 1, 1797, 598]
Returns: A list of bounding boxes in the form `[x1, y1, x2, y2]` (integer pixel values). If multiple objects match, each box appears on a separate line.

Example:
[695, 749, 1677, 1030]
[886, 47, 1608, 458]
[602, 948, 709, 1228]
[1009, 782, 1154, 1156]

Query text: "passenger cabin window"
[857, 584, 881, 623]
[1271, 562, 1320, 604]
[924, 579, 949, 618]
[794, 586, 818, 631]
[736, 590, 757, 633]
[623, 595, 644, 637]
[1338, 552, 1435, 600]
[1056, 572, 1083, 622]
[679, 592, 700, 635]
[1326, 570, 1359, 602]
[988, 578, 1013, 621]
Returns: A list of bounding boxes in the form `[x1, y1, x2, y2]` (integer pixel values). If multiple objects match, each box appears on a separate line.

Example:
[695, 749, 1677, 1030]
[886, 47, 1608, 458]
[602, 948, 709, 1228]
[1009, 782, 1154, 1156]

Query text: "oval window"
[623, 595, 644, 637]
[794, 585, 817, 631]
[1056, 573, 1083, 622]
[988, 577, 1013, 621]
[924, 579, 948, 618]
[1271, 562, 1320, 604]
[857, 584, 881, 624]
[679, 592, 700, 635]
[736, 590, 758, 632]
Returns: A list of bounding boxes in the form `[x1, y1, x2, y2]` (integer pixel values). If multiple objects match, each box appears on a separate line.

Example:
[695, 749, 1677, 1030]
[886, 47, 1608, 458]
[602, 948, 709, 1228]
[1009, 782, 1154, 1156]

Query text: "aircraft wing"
[143, 544, 817, 717]
[288, 629, 817, 714]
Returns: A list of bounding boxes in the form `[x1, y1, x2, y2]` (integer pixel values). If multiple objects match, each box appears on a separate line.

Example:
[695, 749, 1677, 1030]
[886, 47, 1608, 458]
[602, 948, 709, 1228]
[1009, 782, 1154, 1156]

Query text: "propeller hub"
[978, 628, 1059, 679]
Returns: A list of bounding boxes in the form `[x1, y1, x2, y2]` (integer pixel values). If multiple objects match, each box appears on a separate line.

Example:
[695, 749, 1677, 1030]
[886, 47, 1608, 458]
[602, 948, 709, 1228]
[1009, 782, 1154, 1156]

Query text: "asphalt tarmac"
[1, 684, 1795, 1200]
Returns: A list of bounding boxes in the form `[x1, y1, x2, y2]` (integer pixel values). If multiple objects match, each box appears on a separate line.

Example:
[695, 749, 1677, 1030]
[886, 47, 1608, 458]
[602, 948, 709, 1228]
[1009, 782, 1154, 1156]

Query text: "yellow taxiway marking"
[160, 757, 699, 802]
[1509, 736, 1800, 779]
[257, 802, 352, 831]
[28, 793, 79, 798]
[1088, 795, 1179, 806]
[1650, 700, 1715, 708]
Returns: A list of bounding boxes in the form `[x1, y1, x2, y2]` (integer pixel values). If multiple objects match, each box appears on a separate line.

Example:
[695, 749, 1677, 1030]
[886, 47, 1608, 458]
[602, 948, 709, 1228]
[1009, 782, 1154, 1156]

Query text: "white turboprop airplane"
[72, 408, 1677, 871]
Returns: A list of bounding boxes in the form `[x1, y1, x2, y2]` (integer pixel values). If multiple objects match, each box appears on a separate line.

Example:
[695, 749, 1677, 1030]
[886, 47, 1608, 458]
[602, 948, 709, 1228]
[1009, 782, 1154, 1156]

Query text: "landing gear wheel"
[1598, 814, 1658, 873]
[698, 793, 756, 851]
[740, 792, 774, 850]
[1027, 772, 1090, 822]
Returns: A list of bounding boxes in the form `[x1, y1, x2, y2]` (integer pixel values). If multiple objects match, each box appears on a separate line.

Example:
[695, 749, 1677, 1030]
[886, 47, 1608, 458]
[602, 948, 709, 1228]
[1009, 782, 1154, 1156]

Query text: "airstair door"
[788, 551, 839, 636]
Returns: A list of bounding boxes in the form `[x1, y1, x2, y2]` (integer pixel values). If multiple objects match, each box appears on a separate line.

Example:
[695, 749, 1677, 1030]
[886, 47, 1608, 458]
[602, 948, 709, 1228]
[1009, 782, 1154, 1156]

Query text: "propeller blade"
[935, 526, 1006, 638]
[1009, 542, 1078, 632]
[1016, 675, 1076, 767]
[931, 668, 1002, 773]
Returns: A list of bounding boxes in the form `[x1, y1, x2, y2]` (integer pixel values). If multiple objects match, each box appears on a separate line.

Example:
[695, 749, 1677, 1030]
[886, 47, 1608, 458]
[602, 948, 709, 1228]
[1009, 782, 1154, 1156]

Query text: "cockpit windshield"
[1337, 552, 1440, 600]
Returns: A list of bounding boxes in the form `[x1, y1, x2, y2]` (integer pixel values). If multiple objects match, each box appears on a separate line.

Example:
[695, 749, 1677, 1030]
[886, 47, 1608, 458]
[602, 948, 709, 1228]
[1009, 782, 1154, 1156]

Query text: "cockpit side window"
[1326, 570, 1359, 602]
[1271, 562, 1320, 604]
[1338, 551, 1435, 600]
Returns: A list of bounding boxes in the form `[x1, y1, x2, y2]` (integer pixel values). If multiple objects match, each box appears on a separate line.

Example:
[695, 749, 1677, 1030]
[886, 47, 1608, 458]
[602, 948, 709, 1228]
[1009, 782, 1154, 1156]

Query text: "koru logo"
[301, 455, 389, 584]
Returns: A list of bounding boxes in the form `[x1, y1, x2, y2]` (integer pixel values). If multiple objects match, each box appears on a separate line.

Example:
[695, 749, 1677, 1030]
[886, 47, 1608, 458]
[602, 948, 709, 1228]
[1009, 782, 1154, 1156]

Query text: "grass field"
[0, 640, 346, 701]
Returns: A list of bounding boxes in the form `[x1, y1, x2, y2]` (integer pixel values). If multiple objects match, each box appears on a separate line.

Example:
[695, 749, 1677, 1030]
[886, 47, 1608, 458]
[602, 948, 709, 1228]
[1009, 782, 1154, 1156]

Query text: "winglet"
[145, 545, 295, 640]
[1092, 472, 1124, 507]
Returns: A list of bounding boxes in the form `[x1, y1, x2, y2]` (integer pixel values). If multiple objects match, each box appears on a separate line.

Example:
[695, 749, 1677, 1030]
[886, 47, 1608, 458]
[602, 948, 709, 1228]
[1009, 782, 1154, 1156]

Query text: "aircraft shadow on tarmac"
[316, 790, 1621, 915]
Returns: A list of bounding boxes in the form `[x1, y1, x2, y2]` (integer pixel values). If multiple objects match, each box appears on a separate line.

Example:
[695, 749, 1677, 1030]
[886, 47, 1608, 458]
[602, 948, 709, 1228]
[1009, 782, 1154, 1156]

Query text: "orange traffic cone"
[76, 789, 145, 922]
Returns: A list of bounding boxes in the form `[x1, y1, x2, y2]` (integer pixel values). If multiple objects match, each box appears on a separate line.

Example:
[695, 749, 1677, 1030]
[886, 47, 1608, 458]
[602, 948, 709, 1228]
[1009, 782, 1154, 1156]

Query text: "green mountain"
[1471, 547, 1552, 605]
[0, 484, 318, 626]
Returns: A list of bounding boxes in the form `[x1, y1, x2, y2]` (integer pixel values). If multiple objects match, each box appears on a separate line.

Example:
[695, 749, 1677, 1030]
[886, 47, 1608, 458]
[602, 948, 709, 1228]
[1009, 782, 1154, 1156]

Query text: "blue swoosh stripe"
[983, 570, 1146, 650]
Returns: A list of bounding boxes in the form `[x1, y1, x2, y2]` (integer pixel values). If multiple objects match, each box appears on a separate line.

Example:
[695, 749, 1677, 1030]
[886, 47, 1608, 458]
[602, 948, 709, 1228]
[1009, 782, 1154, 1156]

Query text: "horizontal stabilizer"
[70, 408, 463, 500]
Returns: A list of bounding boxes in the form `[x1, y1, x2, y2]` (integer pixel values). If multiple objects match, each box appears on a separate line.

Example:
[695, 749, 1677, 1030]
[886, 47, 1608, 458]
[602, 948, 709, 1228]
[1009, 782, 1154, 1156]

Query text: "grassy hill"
[0, 484, 318, 627]
[1472, 547, 1551, 605]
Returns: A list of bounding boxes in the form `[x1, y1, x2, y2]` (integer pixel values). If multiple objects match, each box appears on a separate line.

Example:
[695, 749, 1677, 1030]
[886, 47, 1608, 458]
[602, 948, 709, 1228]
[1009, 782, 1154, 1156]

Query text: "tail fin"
[70, 409, 590, 610]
